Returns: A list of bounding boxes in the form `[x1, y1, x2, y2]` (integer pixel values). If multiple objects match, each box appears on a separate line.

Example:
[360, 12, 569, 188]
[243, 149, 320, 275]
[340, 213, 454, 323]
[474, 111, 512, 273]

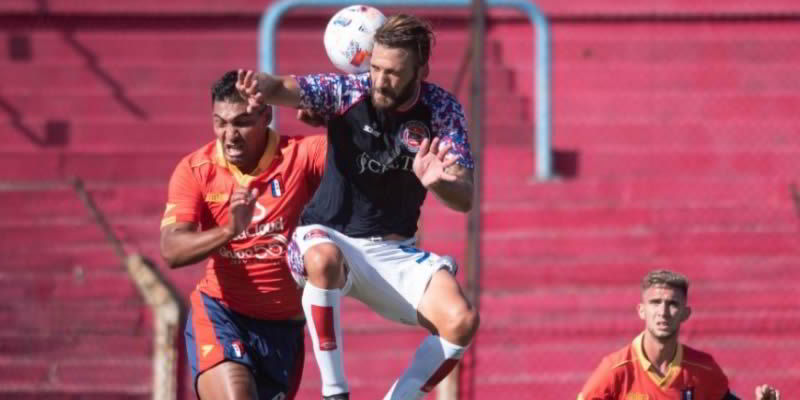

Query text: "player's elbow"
[159, 237, 185, 269]
[460, 196, 473, 213]
[160, 248, 182, 269]
[449, 191, 473, 213]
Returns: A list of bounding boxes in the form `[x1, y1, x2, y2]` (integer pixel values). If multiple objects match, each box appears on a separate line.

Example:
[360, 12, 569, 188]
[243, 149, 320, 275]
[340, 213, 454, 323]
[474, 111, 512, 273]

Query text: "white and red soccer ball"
[323, 5, 387, 73]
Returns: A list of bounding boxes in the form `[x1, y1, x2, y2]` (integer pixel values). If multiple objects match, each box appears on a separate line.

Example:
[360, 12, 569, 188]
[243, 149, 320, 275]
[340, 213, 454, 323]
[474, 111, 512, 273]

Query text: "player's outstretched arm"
[160, 187, 259, 268]
[413, 137, 474, 212]
[236, 69, 303, 113]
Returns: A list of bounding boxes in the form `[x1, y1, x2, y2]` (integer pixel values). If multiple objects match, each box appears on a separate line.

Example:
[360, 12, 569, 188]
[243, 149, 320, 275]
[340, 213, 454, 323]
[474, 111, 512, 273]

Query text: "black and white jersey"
[294, 72, 474, 238]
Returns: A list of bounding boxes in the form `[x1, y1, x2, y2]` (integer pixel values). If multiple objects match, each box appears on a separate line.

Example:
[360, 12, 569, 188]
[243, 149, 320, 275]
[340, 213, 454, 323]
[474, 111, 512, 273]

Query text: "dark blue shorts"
[185, 290, 305, 399]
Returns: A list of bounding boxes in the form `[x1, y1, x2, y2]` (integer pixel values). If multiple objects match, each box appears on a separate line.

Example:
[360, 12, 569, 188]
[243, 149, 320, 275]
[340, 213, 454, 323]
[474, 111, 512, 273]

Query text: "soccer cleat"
[323, 393, 350, 400]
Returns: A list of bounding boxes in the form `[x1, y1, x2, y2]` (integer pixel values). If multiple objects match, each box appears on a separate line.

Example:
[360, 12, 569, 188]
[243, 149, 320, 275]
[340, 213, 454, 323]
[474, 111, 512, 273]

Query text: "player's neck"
[396, 83, 421, 112]
[642, 332, 679, 376]
[239, 128, 275, 175]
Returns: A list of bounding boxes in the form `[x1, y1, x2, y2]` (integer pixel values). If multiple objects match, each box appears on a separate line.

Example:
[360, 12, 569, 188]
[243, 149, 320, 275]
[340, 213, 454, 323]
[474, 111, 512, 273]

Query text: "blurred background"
[1, 0, 799, 399]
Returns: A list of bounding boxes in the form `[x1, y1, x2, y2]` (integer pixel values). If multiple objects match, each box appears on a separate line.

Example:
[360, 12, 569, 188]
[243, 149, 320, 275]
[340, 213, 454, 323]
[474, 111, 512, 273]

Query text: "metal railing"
[258, 0, 553, 180]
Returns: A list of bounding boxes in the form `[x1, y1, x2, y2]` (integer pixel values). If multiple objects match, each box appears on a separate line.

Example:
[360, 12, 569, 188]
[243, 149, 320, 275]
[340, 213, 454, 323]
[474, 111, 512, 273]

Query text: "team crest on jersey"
[231, 340, 245, 358]
[399, 120, 430, 153]
[269, 178, 282, 197]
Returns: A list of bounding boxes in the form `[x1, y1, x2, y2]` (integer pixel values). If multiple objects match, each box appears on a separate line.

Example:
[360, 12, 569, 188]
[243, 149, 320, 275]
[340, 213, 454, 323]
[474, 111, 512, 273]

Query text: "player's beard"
[371, 69, 419, 112]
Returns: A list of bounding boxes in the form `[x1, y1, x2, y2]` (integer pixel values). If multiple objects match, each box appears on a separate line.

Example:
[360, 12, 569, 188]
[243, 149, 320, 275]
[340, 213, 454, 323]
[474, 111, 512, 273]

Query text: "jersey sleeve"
[293, 73, 369, 119]
[578, 357, 617, 400]
[428, 87, 475, 169]
[161, 158, 205, 228]
[707, 356, 731, 400]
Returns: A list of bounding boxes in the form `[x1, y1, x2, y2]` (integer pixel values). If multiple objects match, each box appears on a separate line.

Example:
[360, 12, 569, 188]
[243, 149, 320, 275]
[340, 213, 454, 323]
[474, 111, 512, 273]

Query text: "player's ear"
[637, 302, 646, 321]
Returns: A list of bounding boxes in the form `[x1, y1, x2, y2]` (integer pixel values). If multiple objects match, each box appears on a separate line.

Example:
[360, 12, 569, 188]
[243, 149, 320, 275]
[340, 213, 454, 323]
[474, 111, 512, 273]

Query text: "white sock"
[302, 282, 349, 397]
[383, 335, 466, 400]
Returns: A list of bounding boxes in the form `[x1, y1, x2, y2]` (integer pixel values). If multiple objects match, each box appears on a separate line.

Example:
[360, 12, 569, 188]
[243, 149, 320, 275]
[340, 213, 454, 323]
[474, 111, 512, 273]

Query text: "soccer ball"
[323, 5, 387, 74]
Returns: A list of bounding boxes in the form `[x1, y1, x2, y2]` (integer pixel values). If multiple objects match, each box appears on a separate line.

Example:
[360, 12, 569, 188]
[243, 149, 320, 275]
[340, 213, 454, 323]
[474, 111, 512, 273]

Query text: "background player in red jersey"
[159, 70, 326, 400]
[578, 270, 781, 400]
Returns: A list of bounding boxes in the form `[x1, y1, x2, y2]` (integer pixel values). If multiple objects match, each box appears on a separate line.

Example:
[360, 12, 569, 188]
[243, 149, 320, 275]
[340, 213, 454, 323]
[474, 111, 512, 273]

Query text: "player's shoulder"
[176, 140, 217, 170]
[580, 343, 635, 398]
[283, 133, 327, 146]
[601, 342, 637, 372]
[279, 134, 326, 155]
[681, 344, 726, 376]
[420, 81, 463, 111]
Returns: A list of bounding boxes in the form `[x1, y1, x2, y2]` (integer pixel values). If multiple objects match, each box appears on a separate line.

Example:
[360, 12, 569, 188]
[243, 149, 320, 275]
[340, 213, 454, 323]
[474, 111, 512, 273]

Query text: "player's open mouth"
[225, 144, 245, 158]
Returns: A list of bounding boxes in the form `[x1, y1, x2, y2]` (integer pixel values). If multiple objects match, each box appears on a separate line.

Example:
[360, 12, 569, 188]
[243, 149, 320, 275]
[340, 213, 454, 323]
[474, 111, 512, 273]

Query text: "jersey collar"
[214, 128, 279, 187]
[633, 332, 683, 388]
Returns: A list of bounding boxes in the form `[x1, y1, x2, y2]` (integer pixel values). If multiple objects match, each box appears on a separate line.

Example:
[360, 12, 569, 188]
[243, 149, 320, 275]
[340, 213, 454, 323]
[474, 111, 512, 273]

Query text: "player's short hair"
[641, 269, 689, 299]
[374, 14, 435, 68]
[211, 70, 245, 104]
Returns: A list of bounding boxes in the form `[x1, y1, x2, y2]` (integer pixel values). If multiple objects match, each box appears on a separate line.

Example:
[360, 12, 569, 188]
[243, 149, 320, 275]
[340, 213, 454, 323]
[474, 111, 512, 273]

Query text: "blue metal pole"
[259, 0, 552, 180]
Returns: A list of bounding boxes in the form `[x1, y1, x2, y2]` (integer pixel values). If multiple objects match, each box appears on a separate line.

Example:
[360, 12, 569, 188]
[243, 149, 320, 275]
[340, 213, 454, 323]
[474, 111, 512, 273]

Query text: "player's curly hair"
[374, 14, 436, 68]
[641, 269, 689, 299]
[211, 70, 244, 104]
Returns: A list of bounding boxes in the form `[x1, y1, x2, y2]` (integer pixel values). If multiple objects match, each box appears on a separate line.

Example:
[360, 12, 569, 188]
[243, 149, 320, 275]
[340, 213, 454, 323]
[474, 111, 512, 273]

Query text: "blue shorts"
[185, 290, 305, 399]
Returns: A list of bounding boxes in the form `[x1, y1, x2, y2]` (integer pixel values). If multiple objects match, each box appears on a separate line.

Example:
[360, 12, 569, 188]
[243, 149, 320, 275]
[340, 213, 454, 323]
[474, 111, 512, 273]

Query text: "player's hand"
[227, 186, 259, 237]
[236, 69, 266, 114]
[296, 108, 326, 127]
[412, 137, 458, 189]
[755, 384, 780, 400]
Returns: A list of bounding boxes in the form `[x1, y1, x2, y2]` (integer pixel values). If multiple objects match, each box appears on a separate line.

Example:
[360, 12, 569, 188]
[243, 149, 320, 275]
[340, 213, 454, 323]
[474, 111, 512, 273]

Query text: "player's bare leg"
[302, 243, 350, 399]
[384, 269, 480, 400]
[197, 361, 258, 400]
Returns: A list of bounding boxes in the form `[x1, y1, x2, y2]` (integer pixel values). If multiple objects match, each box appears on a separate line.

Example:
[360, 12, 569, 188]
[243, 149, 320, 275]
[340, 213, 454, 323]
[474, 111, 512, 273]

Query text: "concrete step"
[0, 332, 150, 361]
[0, 358, 150, 391]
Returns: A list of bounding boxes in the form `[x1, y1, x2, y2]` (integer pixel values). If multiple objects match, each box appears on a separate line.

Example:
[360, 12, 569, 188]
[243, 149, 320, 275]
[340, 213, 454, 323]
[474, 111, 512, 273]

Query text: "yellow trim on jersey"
[205, 193, 229, 203]
[633, 332, 683, 388]
[190, 160, 211, 168]
[164, 203, 176, 215]
[611, 359, 634, 370]
[213, 128, 278, 187]
[160, 216, 177, 228]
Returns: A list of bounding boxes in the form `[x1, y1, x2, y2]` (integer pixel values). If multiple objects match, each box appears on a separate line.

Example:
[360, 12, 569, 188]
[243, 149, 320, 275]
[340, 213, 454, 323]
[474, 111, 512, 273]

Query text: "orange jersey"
[578, 333, 729, 400]
[162, 132, 326, 320]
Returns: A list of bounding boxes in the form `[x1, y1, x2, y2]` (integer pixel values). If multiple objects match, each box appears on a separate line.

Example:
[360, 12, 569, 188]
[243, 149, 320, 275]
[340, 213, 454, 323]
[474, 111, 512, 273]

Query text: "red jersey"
[578, 333, 730, 400]
[162, 132, 326, 320]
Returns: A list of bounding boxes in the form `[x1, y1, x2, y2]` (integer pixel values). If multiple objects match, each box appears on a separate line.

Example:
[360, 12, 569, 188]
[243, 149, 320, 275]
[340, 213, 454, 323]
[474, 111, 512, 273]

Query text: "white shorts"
[287, 224, 458, 326]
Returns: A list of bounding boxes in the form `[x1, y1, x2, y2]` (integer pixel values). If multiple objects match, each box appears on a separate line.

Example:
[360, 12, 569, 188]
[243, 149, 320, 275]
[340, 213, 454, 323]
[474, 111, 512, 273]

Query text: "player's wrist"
[220, 223, 239, 240]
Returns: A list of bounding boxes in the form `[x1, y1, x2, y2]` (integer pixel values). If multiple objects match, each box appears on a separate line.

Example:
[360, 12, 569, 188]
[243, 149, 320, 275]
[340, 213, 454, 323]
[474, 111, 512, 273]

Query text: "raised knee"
[444, 308, 480, 345]
[304, 243, 345, 287]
